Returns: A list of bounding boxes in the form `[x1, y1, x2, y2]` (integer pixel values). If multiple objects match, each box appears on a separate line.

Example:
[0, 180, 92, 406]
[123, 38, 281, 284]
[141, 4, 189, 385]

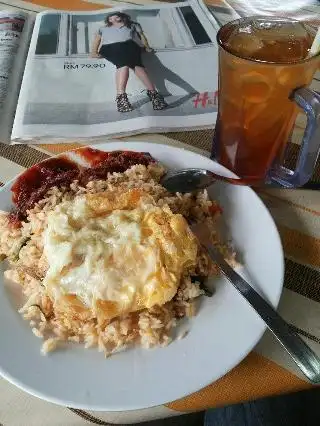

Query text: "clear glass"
[212, 16, 320, 186]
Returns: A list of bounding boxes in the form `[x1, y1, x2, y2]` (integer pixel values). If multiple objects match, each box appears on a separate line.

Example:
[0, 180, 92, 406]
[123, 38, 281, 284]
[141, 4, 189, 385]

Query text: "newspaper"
[11, 0, 220, 142]
[0, 11, 34, 142]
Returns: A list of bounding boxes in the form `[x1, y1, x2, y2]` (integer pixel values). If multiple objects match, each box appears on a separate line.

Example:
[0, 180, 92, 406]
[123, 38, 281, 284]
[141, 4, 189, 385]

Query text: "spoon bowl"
[160, 168, 216, 193]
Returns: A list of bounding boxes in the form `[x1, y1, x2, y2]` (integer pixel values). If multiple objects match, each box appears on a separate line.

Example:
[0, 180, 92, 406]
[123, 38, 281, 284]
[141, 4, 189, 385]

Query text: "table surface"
[0, 1, 320, 425]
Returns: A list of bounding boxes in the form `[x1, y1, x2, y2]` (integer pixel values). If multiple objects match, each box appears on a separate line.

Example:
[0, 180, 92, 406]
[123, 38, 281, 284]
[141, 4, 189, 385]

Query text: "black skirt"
[99, 40, 144, 69]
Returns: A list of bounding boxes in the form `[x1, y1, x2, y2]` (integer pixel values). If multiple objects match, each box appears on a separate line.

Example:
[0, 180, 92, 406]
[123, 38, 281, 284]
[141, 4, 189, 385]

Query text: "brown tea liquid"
[214, 18, 318, 182]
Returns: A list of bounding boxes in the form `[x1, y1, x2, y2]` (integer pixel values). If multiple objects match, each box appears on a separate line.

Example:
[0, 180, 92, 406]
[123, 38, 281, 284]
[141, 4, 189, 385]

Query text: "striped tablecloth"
[0, 1, 320, 425]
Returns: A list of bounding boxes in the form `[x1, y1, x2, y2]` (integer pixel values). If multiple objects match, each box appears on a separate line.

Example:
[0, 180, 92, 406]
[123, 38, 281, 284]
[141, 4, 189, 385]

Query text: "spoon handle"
[205, 243, 320, 383]
[207, 170, 261, 186]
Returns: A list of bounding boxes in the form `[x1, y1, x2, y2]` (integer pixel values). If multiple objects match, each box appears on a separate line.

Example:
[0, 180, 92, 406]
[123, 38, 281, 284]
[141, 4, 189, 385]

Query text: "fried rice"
[0, 162, 235, 356]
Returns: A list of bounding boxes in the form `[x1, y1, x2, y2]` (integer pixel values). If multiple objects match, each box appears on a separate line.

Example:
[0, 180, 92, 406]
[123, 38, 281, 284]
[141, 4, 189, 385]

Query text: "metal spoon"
[161, 169, 216, 193]
[191, 223, 320, 384]
[161, 168, 320, 192]
[160, 168, 253, 192]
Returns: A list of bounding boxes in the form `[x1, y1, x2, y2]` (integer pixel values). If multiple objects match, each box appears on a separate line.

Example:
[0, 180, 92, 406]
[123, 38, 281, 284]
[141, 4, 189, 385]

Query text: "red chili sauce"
[9, 149, 155, 225]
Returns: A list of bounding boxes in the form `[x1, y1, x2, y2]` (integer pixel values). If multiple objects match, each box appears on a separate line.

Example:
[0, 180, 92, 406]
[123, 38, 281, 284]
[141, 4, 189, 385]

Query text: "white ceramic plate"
[0, 142, 284, 411]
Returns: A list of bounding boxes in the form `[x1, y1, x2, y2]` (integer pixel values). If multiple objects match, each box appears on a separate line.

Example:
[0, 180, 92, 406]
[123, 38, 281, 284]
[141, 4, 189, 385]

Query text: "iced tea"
[213, 17, 320, 183]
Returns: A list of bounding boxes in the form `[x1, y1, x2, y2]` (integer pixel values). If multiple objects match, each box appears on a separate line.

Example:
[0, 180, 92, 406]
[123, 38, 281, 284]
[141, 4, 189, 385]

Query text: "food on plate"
[0, 148, 235, 356]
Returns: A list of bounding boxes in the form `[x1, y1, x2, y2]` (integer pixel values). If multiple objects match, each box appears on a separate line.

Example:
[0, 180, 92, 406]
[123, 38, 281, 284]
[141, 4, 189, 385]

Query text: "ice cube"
[226, 30, 264, 58]
[223, 18, 314, 62]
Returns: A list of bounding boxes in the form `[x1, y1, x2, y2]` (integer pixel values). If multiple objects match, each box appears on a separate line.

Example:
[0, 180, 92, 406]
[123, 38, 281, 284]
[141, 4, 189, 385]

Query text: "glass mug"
[212, 16, 320, 187]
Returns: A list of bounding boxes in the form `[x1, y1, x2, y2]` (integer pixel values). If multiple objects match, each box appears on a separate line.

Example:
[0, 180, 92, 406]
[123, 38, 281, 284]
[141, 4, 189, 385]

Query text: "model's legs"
[116, 66, 129, 93]
[134, 66, 155, 91]
[134, 66, 167, 110]
[115, 66, 133, 113]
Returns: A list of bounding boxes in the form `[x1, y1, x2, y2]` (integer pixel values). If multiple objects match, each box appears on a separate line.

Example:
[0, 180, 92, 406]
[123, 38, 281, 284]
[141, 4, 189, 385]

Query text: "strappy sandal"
[116, 93, 133, 113]
[147, 90, 168, 110]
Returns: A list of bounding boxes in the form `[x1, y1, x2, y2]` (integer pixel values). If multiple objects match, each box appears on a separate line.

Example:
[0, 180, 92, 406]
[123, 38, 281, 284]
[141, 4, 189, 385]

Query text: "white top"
[98, 24, 144, 47]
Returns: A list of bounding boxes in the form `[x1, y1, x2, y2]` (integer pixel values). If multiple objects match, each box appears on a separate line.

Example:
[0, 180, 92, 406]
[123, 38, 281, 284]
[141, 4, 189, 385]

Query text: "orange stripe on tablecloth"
[256, 190, 320, 216]
[37, 143, 83, 155]
[28, 0, 105, 11]
[278, 226, 320, 268]
[166, 352, 311, 412]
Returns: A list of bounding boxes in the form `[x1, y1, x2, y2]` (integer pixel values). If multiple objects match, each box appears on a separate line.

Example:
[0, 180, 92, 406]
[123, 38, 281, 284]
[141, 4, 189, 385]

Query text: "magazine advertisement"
[11, 0, 220, 141]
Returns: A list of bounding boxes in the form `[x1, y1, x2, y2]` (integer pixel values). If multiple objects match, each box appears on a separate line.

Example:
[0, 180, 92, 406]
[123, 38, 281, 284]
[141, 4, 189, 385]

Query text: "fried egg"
[43, 190, 198, 322]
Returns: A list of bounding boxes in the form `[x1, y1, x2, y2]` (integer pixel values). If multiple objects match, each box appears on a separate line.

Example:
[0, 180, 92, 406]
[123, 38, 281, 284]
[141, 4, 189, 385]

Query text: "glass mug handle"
[210, 87, 320, 188]
[269, 87, 320, 188]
